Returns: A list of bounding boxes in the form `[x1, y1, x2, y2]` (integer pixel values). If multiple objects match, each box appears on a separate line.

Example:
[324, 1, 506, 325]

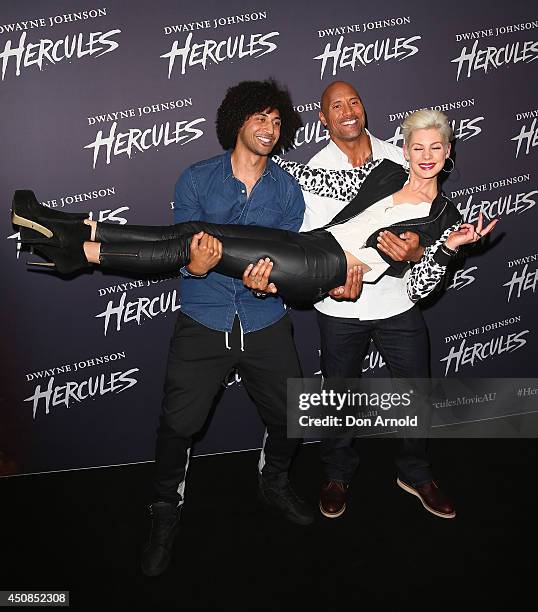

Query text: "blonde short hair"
[401, 109, 453, 145]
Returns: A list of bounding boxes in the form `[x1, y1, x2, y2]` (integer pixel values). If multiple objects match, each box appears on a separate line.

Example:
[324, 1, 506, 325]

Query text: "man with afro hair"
[141, 79, 314, 577]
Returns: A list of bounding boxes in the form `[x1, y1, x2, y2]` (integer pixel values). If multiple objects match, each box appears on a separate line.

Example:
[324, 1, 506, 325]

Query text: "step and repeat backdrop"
[1, 0, 536, 476]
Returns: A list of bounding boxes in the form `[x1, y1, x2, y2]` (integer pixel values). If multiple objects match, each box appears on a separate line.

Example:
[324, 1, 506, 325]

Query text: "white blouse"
[326, 195, 431, 282]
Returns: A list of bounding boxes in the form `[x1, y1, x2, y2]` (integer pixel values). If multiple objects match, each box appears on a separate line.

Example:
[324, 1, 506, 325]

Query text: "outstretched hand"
[445, 213, 498, 250]
[186, 231, 223, 276]
[328, 265, 363, 300]
[243, 258, 278, 294]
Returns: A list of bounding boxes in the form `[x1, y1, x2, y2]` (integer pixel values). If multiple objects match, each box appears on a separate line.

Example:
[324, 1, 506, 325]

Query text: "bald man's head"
[320, 81, 360, 113]
[319, 81, 366, 144]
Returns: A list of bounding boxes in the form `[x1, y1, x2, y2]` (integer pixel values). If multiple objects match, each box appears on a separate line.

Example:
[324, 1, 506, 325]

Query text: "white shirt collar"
[325, 139, 351, 164]
[326, 129, 377, 166]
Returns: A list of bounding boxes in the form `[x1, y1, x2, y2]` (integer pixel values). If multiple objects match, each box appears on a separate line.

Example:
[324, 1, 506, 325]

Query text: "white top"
[326, 195, 431, 283]
[300, 131, 421, 320]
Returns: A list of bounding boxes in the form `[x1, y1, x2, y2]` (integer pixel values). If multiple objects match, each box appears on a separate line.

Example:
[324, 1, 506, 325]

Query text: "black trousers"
[317, 305, 432, 487]
[96, 222, 347, 306]
[154, 312, 303, 505]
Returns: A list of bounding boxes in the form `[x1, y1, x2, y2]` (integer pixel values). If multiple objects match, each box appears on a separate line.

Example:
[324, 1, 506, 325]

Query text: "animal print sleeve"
[407, 222, 461, 301]
[272, 155, 383, 201]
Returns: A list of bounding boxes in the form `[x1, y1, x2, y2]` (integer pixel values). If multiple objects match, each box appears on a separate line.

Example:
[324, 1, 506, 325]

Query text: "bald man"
[302, 81, 455, 520]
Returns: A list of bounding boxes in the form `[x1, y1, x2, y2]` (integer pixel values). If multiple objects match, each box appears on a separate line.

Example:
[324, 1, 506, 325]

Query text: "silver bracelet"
[440, 243, 458, 257]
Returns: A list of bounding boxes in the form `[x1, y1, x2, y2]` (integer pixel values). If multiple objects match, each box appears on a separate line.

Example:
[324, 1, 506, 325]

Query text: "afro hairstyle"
[216, 79, 302, 152]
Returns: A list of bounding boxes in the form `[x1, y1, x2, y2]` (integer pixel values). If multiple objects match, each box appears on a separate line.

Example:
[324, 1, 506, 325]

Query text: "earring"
[442, 157, 455, 173]
[403, 158, 409, 173]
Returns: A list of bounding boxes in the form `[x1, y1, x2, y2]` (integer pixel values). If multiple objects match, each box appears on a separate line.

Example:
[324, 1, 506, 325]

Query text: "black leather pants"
[96, 222, 347, 305]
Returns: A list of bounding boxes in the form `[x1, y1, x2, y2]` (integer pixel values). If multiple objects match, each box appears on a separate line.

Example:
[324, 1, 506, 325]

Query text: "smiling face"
[404, 128, 451, 179]
[236, 107, 281, 156]
[319, 82, 366, 144]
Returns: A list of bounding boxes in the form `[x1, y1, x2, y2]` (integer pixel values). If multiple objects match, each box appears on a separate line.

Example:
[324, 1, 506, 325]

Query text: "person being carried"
[13, 111, 494, 306]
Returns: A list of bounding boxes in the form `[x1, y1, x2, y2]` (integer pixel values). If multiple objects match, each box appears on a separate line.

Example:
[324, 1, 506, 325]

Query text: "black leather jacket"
[322, 159, 462, 276]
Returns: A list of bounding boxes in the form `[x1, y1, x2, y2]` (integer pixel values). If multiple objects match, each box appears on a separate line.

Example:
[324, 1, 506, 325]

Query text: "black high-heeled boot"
[12, 190, 91, 247]
[13, 190, 89, 221]
[26, 243, 92, 275]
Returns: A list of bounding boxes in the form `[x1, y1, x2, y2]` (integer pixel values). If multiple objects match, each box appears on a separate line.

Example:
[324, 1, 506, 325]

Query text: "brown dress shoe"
[397, 478, 456, 519]
[319, 480, 348, 518]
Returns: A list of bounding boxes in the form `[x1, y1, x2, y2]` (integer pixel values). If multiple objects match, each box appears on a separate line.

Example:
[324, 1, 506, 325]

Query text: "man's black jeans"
[154, 313, 302, 505]
[317, 305, 432, 487]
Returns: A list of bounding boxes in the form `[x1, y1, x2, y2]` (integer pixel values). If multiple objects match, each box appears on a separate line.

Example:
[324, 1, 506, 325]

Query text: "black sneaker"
[141, 501, 181, 577]
[258, 476, 314, 525]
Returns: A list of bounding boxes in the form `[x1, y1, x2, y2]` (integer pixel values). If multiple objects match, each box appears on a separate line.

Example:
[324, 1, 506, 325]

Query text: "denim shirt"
[174, 151, 305, 333]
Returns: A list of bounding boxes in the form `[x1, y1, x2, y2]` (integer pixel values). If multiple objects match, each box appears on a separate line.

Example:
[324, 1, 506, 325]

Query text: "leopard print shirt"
[406, 222, 461, 301]
[272, 155, 458, 301]
[273, 155, 381, 201]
